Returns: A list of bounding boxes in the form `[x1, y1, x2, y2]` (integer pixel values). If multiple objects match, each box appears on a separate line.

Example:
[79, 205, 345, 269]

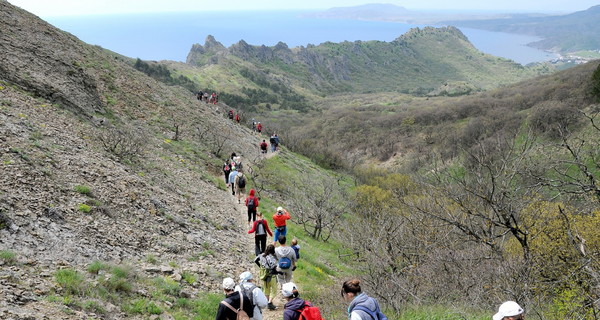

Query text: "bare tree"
[286, 174, 349, 241]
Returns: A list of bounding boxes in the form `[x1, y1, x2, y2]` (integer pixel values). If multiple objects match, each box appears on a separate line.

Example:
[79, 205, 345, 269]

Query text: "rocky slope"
[1, 1, 276, 318]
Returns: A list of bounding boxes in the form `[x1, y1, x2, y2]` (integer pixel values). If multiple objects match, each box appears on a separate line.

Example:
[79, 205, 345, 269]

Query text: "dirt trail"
[232, 148, 284, 320]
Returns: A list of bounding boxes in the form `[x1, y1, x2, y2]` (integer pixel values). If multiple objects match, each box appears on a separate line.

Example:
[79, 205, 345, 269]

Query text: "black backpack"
[247, 197, 256, 210]
[237, 175, 246, 188]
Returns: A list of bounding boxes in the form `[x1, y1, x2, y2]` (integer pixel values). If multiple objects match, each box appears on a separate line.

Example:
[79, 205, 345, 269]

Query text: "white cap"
[282, 282, 297, 297]
[277, 207, 283, 212]
[239, 271, 253, 282]
[493, 301, 524, 320]
[222, 277, 236, 290]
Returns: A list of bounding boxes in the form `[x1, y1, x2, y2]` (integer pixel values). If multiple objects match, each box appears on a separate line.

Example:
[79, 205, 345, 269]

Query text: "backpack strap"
[220, 300, 239, 314]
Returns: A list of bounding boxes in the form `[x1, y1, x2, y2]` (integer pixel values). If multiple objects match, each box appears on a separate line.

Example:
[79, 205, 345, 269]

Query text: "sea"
[45, 10, 558, 65]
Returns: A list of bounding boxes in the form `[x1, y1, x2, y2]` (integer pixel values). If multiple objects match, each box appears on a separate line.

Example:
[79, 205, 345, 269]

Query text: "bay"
[46, 10, 557, 65]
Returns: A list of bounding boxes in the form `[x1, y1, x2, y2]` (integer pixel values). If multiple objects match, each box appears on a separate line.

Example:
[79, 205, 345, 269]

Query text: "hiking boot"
[268, 303, 277, 310]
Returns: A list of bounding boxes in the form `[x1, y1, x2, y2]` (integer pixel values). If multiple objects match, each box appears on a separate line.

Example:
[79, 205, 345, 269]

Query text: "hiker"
[282, 282, 323, 320]
[260, 140, 268, 154]
[493, 301, 525, 320]
[237, 271, 268, 320]
[235, 113, 240, 123]
[258, 244, 278, 310]
[275, 235, 297, 285]
[291, 238, 300, 260]
[228, 109, 234, 120]
[203, 92, 209, 103]
[211, 92, 218, 105]
[228, 167, 239, 196]
[341, 279, 388, 320]
[252, 119, 257, 132]
[248, 212, 272, 256]
[269, 134, 276, 152]
[233, 155, 243, 171]
[215, 277, 254, 320]
[235, 170, 247, 204]
[196, 91, 203, 100]
[274, 134, 280, 151]
[256, 122, 262, 133]
[222, 160, 231, 184]
[245, 189, 260, 226]
[272, 207, 291, 245]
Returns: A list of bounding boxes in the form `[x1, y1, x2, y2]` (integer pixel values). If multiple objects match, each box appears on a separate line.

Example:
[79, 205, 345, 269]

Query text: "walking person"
[245, 189, 260, 226]
[258, 244, 279, 310]
[215, 277, 254, 320]
[493, 301, 525, 320]
[341, 279, 388, 320]
[222, 160, 231, 184]
[228, 167, 239, 196]
[282, 282, 323, 320]
[272, 207, 291, 245]
[275, 235, 297, 285]
[260, 139, 268, 154]
[235, 170, 247, 204]
[237, 271, 268, 320]
[248, 212, 272, 256]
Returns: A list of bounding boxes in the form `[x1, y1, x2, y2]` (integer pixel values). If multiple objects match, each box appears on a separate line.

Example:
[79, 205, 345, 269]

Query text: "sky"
[7, 0, 600, 16]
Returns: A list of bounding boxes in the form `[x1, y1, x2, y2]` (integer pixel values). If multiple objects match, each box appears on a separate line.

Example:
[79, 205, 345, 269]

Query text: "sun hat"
[493, 301, 524, 320]
[277, 206, 283, 212]
[239, 271, 253, 282]
[281, 282, 297, 298]
[222, 277, 236, 290]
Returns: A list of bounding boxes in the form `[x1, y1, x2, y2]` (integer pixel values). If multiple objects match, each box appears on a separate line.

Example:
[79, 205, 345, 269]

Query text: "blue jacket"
[283, 298, 306, 320]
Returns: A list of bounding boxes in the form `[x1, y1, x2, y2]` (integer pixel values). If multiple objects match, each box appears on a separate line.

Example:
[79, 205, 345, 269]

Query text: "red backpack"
[298, 301, 324, 320]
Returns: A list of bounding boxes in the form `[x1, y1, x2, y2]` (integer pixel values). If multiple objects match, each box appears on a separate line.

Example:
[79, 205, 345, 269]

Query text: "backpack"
[224, 164, 230, 172]
[240, 283, 257, 306]
[247, 197, 256, 210]
[220, 291, 251, 320]
[298, 301, 324, 320]
[278, 256, 292, 269]
[256, 220, 265, 235]
[237, 175, 246, 188]
[353, 305, 388, 320]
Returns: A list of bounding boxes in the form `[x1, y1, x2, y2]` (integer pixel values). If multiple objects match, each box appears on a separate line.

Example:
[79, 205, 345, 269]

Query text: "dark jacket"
[215, 291, 254, 320]
[283, 297, 306, 320]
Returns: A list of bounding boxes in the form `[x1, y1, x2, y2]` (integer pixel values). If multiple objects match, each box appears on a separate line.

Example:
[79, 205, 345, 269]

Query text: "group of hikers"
[212, 98, 521, 320]
[196, 90, 218, 104]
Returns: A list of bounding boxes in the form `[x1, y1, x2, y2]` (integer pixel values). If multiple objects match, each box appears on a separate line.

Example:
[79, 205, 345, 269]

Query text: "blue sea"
[45, 10, 558, 65]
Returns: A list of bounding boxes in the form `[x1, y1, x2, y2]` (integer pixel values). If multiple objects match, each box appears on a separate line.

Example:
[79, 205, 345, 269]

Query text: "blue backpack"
[353, 305, 388, 320]
[278, 256, 292, 269]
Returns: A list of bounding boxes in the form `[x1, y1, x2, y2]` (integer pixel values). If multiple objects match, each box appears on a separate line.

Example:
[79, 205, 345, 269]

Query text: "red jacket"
[245, 189, 259, 208]
[272, 210, 291, 227]
[248, 219, 273, 237]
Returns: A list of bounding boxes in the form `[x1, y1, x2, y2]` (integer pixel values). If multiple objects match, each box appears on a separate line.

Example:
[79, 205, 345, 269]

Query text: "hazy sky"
[8, 0, 600, 16]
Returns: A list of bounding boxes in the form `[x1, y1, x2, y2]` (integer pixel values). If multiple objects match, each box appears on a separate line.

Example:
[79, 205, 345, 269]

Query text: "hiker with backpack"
[236, 272, 268, 320]
[269, 134, 277, 152]
[256, 122, 262, 133]
[275, 235, 297, 285]
[215, 277, 254, 320]
[245, 189, 261, 227]
[272, 207, 291, 245]
[228, 167, 239, 196]
[341, 279, 388, 320]
[260, 140, 268, 154]
[235, 170, 247, 204]
[282, 282, 324, 320]
[258, 244, 279, 311]
[223, 160, 232, 184]
[248, 211, 272, 256]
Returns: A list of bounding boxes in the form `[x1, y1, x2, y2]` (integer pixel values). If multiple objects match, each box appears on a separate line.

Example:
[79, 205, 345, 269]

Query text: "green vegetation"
[77, 204, 92, 213]
[73, 185, 92, 196]
[0, 250, 17, 265]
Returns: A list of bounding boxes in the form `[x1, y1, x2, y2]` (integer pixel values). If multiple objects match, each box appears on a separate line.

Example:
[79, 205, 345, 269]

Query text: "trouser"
[231, 183, 235, 195]
[255, 234, 267, 256]
[248, 208, 257, 222]
[276, 268, 293, 285]
[263, 276, 277, 301]
[274, 226, 287, 243]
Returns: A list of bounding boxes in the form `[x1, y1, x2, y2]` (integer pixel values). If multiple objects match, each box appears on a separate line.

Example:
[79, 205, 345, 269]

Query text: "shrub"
[78, 204, 92, 213]
[97, 123, 148, 161]
[74, 185, 92, 196]
[0, 250, 17, 265]
[87, 261, 109, 274]
[54, 269, 85, 295]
